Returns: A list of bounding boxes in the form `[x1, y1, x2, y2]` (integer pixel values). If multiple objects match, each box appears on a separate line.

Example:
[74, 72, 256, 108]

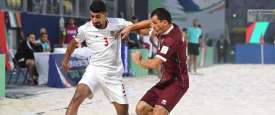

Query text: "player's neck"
[102, 20, 108, 29]
[165, 24, 172, 30]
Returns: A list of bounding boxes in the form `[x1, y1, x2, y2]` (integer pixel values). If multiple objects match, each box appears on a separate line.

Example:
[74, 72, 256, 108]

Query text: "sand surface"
[1, 64, 275, 115]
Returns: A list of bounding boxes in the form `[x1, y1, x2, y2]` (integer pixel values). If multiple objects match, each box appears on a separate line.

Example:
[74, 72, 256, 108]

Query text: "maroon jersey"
[155, 24, 189, 87]
[140, 24, 189, 112]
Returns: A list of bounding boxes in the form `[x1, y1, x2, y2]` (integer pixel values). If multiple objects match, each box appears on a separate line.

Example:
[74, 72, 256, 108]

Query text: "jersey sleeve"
[117, 18, 133, 29]
[155, 38, 176, 62]
[74, 27, 86, 43]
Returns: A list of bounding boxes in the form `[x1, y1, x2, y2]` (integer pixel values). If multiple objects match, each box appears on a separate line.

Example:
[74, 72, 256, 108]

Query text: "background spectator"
[37, 33, 51, 52]
[14, 33, 41, 85]
[187, 19, 202, 73]
[216, 34, 228, 63]
[64, 18, 77, 45]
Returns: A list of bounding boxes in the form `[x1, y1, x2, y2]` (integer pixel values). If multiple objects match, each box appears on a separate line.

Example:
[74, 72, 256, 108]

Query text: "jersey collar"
[162, 24, 174, 35]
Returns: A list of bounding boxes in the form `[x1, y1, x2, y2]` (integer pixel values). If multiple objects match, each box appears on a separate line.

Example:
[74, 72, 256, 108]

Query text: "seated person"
[37, 33, 51, 52]
[14, 33, 42, 85]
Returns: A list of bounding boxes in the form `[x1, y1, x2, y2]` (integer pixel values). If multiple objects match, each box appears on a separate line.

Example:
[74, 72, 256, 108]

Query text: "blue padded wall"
[235, 44, 261, 64]
[235, 44, 275, 64]
[264, 45, 275, 64]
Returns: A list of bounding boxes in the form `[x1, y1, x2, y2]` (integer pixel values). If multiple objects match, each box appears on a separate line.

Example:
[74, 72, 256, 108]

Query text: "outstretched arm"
[120, 20, 151, 39]
[62, 39, 78, 72]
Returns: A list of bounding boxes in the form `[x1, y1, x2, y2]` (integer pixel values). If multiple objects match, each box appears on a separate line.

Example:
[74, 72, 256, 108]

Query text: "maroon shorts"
[140, 78, 189, 112]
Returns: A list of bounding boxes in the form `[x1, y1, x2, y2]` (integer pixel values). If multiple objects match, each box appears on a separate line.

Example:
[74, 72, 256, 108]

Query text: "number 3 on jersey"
[103, 37, 109, 47]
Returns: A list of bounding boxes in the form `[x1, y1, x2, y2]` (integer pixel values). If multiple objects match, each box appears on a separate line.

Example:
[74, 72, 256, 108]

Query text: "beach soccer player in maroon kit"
[120, 8, 189, 115]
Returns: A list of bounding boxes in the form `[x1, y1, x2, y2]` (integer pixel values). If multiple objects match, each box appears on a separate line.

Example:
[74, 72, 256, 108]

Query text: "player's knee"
[117, 109, 128, 115]
[71, 91, 89, 102]
[26, 59, 35, 67]
[135, 103, 144, 114]
[72, 93, 83, 101]
[72, 84, 91, 101]
[153, 105, 169, 115]
[136, 103, 151, 115]
[115, 104, 129, 115]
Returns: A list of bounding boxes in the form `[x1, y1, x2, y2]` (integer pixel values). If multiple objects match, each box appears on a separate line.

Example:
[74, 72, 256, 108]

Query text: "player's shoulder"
[78, 22, 99, 32]
[172, 24, 181, 32]
[168, 24, 181, 37]
[108, 18, 132, 25]
[77, 22, 90, 31]
[165, 24, 182, 42]
[108, 18, 126, 23]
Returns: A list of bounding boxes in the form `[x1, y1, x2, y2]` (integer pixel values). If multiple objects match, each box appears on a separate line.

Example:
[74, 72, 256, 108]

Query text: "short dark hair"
[150, 8, 172, 23]
[89, 0, 106, 13]
[40, 32, 48, 37]
[27, 32, 35, 37]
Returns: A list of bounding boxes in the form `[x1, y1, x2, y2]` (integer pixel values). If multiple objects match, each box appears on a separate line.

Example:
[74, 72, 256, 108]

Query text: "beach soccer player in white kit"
[62, 1, 132, 115]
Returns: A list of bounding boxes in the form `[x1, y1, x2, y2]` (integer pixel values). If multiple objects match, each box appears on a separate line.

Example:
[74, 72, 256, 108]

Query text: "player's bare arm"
[132, 51, 162, 69]
[138, 28, 150, 36]
[120, 20, 152, 39]
[62, 39, 78, 72]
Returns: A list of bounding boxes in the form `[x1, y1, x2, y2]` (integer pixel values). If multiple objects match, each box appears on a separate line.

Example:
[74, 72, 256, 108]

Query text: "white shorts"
[78, 65, 128, 104]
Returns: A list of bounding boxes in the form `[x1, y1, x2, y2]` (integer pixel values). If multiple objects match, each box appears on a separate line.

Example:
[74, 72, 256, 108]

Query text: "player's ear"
[163, 20, 169, 25]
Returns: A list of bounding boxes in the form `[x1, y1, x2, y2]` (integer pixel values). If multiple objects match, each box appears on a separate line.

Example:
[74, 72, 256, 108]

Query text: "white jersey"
[74, 18, 132, 74]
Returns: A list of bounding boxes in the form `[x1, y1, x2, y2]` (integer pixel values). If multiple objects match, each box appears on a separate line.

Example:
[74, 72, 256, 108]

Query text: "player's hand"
[120, 26, 132, 39]
[62, 61, 70, 72]
[132, 51, 142, 65]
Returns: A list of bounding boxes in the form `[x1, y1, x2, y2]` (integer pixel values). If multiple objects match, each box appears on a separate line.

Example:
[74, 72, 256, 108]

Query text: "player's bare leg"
[66, 84, 92, 115]
[112, 102, 129, 115]
[136, 101, 154, 115]
[152, 105, 169, 115]
[188, 55, 193, 72]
